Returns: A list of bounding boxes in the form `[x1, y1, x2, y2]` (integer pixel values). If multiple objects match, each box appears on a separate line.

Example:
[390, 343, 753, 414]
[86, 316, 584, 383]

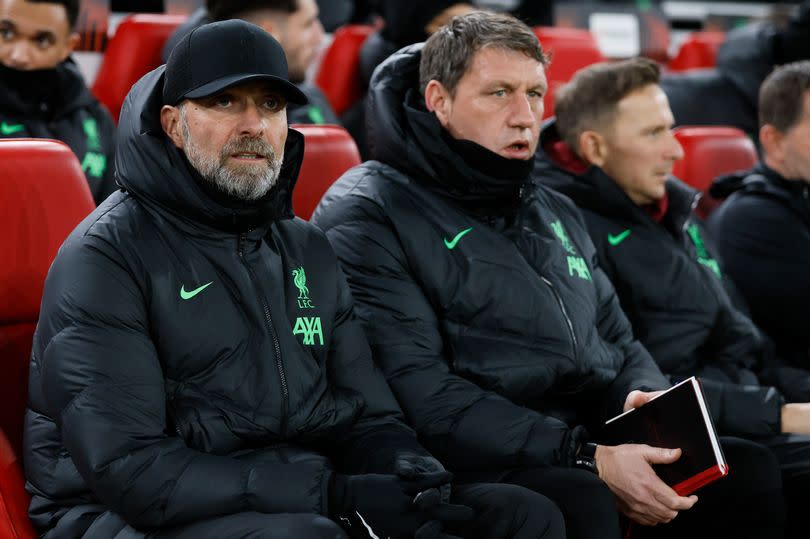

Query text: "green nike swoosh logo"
[607, 229, 632, 246]
[180, 281, 214, 300]
[444, 227, 473, 249]
[1, 122, 24, 135]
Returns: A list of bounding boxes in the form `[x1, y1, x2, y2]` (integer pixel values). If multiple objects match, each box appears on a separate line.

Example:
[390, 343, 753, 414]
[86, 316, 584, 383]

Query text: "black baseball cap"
[163, 19, 308, 106]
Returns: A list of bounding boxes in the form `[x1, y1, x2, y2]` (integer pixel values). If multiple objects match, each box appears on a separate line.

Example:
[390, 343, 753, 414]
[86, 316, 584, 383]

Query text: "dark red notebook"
[598, 377, 729, 495]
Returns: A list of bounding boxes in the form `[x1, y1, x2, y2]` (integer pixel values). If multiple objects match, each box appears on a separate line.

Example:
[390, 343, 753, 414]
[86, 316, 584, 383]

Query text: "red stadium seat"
[667, 31, 725, 71]
[292, 125, 361, 220]
[92, 14, 186, 123]
[0, 140, 95, 455]
[533, 27, 606, 118]
[673, 126, 758, 217]
[314, 24, 374, 116]
[0, 428, 35, 539]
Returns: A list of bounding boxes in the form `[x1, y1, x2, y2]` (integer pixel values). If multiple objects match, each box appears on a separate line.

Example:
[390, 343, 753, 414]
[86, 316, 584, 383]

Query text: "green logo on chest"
[550, 220, 591, 281]
[686, 224, 722, 279]
[292, 267, 315, 309]
[0, 122, 24, 135]
[293, 316, 323, 345]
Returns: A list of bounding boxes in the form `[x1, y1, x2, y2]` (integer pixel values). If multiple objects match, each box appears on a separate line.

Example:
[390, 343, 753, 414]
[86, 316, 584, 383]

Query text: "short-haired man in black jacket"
[0, 0, 117, 204]
[537, 56, 810, 539]
[709, 61, 810, 385]
[312, 11, 785, 539]
[24, 19, 566, 539]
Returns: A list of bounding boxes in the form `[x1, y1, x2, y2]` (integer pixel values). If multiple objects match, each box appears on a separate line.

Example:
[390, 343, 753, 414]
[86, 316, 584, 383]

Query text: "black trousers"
[80, 482, 565, 539]
[754, 433, 810, 539]
[458, 436, 784, 539]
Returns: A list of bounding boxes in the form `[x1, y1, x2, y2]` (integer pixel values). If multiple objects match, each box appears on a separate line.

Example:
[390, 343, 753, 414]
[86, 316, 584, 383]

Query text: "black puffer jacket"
[709, 164, 810, 369]
[0, 60, 117, 204]
[24, 66, 430, 538]
[312, 45, 669, 474]
[536, 122, 783, 437]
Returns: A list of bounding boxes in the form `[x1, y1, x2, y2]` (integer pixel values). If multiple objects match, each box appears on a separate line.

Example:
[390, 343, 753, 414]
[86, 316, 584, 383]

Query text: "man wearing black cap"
[23, 19, 566, 539]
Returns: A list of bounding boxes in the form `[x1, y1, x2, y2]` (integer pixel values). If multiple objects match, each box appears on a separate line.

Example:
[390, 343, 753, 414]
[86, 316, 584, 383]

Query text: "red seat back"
[667, 31, 725, 71]
[0, 429, 35, 539]
[292, 125, 361, 219]
[533, 27, 606, 118]
[92, 14, 186, 123]
[673, 126, 758, 217]
[314, 24, 374, 116]
[0, 140, 95, 455]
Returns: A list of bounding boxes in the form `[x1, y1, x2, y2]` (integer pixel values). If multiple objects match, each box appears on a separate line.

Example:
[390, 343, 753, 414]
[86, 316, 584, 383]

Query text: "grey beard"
[180, 110, 284, 201]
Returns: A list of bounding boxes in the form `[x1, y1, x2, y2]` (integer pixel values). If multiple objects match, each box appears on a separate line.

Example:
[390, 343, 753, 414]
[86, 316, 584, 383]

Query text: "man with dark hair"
[312, 11, 784, 539]
[161, 0, 338, 126]
[24, 18, 566, 539]
[709, 61, 810, 385]
[537, 56, 810, 539]
[0, 0, 117, 204]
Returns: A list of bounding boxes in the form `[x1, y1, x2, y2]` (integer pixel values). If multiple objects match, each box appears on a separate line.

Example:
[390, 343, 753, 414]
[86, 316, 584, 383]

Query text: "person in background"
[709, 61, 810, 394]
[312, 11, 785, 539]
[662, 0, 810, 138]
[0, 0, 117, 204]
[537, 56, 810, 539]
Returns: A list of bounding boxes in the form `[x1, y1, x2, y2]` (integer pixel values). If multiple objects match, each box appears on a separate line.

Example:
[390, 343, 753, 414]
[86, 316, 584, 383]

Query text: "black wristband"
[573, 442, 599, 474]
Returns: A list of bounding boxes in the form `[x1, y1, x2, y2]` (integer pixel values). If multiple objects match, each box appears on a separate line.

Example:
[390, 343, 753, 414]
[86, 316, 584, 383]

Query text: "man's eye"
[265, 96, 286, 111]
[215, 97, 232, 107]
[36, 35, 53, 48]
[0, 28, 14, 40]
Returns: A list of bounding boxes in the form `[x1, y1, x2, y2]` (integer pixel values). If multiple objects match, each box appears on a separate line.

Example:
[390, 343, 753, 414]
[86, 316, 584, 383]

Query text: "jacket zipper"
[540, 275, 578, 362]
[238, 232, 289, 436]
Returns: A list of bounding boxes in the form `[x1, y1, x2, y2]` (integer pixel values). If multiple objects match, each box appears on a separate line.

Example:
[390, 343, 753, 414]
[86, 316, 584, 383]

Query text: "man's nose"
[237, 102, 266, 136]
[668, 133, 685, 161]
[509, 93, 538, 129]
[7, 42, 34, 69]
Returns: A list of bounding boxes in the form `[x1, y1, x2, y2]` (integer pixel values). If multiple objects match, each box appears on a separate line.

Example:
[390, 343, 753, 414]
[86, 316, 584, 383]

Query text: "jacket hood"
[536, 120, 698, 224]
[711, 162, 810, 201]
[115, 65, 304, 235]
[0, 58, 97, 120]
[367, 43, 533, 217]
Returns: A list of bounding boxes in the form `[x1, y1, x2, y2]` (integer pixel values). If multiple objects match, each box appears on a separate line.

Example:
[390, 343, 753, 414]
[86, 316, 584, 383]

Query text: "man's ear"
[578, 129, 608, 167]
[257, 16, 282, 43]
[62, 32, 80, 61]
[424, 79, 452, 127]
[160, 105, 185, 149]
[760, 124, 784, 163]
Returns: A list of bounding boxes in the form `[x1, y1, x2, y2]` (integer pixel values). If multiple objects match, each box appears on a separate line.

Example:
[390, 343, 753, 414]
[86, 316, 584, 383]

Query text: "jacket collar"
[0, 59, 95, 120]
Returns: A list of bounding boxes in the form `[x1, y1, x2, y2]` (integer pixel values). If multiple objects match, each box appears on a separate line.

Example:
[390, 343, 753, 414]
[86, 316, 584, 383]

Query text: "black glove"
[328, 471, 473, 539]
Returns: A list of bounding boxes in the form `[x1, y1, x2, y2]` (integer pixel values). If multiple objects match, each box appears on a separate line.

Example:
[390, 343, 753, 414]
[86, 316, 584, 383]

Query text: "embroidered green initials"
[550, 220, 591, 281]
[293, 316, 323, 345]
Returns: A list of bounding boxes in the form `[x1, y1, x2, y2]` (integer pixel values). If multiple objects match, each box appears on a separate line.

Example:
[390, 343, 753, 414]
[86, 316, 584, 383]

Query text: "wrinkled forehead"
[464, 46, 548, 89]
[0, 0, 72, 37]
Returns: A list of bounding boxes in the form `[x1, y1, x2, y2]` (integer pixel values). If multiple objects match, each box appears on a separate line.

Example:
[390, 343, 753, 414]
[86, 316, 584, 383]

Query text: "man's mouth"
[230, 152, 267, 161]
[502, 141, 532, 159]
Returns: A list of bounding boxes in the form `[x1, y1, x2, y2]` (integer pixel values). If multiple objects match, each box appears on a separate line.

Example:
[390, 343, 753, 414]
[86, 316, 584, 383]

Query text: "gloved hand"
[394, 453, 451, 504]
[328, 471, 473, 539]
